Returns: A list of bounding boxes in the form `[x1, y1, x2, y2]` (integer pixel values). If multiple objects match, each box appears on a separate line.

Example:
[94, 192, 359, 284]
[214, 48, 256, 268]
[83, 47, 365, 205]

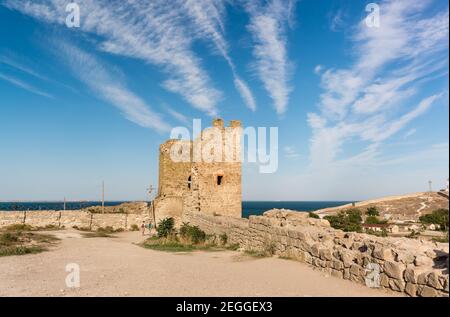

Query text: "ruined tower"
[153, 119, 242, 222]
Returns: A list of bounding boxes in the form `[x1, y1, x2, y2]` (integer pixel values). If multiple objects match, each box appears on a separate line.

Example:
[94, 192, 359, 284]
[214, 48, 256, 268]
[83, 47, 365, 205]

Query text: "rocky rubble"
[184, 210, 449, 297]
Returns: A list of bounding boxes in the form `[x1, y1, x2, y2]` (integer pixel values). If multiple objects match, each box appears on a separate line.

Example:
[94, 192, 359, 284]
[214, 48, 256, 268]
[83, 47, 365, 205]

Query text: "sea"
[0, 201, 351, 218]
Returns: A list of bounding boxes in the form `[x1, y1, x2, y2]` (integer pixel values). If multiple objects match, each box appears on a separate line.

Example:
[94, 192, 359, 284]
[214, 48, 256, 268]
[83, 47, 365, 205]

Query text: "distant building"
[362, 223, 389, 232]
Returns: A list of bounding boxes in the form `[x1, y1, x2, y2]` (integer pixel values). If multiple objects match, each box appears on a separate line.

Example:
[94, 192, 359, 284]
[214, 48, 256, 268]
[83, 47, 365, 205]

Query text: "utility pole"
[147, 185, 156, 202]
[102, 181, 105, 213]
[147, 185, 156, 227]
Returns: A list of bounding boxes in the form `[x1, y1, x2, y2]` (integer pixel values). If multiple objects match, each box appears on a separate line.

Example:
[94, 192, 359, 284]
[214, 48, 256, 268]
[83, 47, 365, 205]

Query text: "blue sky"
[0, 0, 448, 201]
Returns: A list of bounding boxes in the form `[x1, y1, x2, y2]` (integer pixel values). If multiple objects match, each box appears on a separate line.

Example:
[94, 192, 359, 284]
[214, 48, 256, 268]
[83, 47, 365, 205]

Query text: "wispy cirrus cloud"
[403, 128, 417, 139]
[0, 54, 50, 82]
[1, 52, 79, 93]
[244, 0, 296, 114]
[308, 0, 449, 169]
[183, 0, 256, 111]
[0, 72, 53, 99]
[56, 41, 170, 133]
[165, 106, 190, 126]
[283, 146, 300, 159]
[3, 0, 225, 115]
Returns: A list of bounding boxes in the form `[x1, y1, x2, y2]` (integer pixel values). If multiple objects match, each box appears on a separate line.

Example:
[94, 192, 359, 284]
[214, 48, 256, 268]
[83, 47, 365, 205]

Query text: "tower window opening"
[187, 176, 192, 189]
[217, 175, 223, 186]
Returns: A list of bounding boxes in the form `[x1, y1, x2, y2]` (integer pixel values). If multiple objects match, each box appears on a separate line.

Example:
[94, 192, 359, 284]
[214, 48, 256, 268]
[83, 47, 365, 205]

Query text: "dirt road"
[0, 230, 400, 297]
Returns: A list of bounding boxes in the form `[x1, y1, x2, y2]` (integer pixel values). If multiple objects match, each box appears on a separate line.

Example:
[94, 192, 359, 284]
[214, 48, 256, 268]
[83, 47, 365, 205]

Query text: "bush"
[324, 209, 362, 232]
[264, 240, 276, 256]
[157, 217, 175, 238]
[366, 229, 388, 237]
[97, 226, 124, 233]
[366, 207, 379, 217]
[3, 224, 33, 232]
[419, 209, 449, 231]
[82, 232, 114, 238]
[219, 233, 228, 245]
[308, 212, 320, 219]
[179, 223, 206, 244]
[130, 224, 139, 231]
[0, 232, 19, 246]
[365, 216, 387, 225]
[76, 227, 91, 232]
[0, 245, 45, 257]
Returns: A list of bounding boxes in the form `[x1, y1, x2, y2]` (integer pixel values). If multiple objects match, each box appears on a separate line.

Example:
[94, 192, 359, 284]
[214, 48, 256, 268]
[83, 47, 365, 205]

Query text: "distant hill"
[315, 192, 449, 221]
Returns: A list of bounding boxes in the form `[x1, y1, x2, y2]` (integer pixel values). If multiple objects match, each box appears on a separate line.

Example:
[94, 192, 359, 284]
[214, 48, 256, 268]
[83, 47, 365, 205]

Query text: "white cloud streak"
[3, 0, 226, 115]
[0, 72, 53, 99]
[308, 0, 449, 169]
[56, 41, 170, 132]
[183, 0, 256, 111]
[245, 0, 295, 114]
[283, 146, 300, 159]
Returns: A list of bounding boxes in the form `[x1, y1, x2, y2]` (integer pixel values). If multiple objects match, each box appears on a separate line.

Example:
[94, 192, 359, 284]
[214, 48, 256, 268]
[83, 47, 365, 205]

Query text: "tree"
[324, 209, 362, 233]
[419, 209, 449, 231]
[365, 216, 387, 225]
[366, 206, 379, 217]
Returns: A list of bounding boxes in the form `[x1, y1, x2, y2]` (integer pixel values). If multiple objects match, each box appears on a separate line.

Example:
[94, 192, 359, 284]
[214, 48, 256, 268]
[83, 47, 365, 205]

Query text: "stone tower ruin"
[153, 119, 242, 222]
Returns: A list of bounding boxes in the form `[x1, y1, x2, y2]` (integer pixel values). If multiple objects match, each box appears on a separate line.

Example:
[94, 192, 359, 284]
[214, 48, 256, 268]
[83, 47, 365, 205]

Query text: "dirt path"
[0, 230, 401, 297]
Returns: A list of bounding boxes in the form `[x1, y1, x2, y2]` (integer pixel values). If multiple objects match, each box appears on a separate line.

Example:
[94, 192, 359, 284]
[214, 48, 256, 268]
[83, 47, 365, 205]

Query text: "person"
[147, 222, 153, 237]
[141, 221, 146, 236]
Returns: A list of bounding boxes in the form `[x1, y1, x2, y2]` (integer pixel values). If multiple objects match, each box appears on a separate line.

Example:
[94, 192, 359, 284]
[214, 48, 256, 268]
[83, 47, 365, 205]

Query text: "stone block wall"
[183, 210, 449, 297]
[0, 210, 151, 231]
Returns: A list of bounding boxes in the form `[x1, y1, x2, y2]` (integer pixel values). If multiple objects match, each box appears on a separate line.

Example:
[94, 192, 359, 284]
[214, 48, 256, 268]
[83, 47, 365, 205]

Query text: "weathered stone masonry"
[184, 210, 449, 297]
[0, 210, 151, 231]
[153, 119, 242, 222]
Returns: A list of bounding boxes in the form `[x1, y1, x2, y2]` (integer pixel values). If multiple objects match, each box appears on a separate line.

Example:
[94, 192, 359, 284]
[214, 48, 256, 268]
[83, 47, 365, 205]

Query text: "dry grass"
[0, 229, 60, 257]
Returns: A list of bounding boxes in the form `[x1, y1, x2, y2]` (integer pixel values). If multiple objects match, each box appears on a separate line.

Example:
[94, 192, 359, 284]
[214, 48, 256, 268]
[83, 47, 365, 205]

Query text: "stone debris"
[183, 210, 449, 297]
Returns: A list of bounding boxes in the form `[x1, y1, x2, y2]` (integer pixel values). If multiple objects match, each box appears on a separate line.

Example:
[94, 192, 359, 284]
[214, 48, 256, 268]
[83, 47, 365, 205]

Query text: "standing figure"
[141, 221, 146, 236]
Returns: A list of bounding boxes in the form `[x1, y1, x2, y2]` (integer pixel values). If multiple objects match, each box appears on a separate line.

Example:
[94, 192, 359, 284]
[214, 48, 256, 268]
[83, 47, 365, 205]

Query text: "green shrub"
[157, 217, 175, 238]
[219, 233, 228, 245]
[308, 212, 320, 219]
[263, 240, 276, 256]
[3, 224, 33, 232]
[419, 209, 449, 231]
[130, 224, 139, 231]
[0, 232, 19, 246]
[179, 223, 206, 244]
[0, 245, 45, 257]
[365, 216, 387, 225]
[366, 229, 388, 237]
[226, 243, 240, 251]
[82, 232, 113, 238]
[324, 209, 362, 232]
[366, 206, 380, 217]
[97, 226, 115, 233]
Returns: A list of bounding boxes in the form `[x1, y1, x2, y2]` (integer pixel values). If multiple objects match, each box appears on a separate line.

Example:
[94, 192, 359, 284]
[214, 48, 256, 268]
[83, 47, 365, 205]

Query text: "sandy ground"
[315, 192, 447, 219]
[0, 230, 401, 297]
